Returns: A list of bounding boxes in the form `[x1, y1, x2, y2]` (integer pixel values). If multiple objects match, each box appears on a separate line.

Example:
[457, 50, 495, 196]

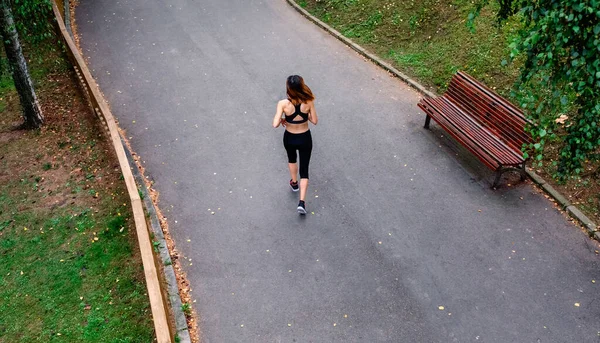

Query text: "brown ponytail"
[286, 75, 314, 104]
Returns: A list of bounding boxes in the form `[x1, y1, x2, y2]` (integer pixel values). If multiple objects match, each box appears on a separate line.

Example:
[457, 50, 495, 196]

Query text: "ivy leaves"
[502, 0, 600, 180]
[11, 0, 54, 44]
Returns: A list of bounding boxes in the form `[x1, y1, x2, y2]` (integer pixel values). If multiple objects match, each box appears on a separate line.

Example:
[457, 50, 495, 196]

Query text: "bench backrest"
[445, 71, 533, 153]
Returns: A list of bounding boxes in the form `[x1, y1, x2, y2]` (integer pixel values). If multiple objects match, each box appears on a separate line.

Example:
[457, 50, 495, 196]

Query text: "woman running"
[272, 75, 318, 214]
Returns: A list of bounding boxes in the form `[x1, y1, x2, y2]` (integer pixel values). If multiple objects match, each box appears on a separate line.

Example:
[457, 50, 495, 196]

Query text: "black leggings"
[283, 130, 312, 179]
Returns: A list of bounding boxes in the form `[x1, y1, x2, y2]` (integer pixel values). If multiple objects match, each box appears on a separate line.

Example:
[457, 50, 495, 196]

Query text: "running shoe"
[297, 200, 307, 215]
[290, 179, 299, 192]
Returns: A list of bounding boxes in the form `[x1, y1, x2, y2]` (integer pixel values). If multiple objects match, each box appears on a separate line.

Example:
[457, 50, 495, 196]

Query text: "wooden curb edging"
[285, 0, 599, 240]
[51, 2, 172, 342]
[122, 137, 193, 343]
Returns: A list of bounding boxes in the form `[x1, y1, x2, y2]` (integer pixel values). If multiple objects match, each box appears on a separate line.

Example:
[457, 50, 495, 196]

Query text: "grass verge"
[0, 41, 154, 341]
[296, 0, 599, 228]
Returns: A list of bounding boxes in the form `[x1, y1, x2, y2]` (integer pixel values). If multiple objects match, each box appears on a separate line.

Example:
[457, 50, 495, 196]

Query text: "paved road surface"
[76, 1, 599, 342]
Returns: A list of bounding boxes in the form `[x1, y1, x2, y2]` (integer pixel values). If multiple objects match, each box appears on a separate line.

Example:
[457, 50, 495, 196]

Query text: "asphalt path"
[76, 1, 599, 342]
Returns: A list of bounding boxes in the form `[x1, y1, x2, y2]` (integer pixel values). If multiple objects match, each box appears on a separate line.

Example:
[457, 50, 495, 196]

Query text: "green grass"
[0, 145, 154, 342]
[0, 205, 152, 342]
[0, 72, 15, 113]
[300, 0, 522, 94]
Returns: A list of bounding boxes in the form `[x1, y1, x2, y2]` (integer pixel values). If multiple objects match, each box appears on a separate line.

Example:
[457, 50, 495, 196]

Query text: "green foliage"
[181, 302, 191, 315]
[11, 0, 55, 44]
[471, 0, 600, 179]
[509, 0, 600, 179]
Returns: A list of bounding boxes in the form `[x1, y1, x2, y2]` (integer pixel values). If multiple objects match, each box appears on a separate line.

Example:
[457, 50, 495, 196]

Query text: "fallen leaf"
[555, 114, 568, 124]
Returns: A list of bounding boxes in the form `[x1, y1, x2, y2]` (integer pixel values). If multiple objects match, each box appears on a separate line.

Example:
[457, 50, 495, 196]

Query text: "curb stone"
[541, 183, 571, 209]
[566, 206, 598, 235]
[525, 169, 546, 186]
[122, 137, 193, 343]
[285, 0, 599, 240]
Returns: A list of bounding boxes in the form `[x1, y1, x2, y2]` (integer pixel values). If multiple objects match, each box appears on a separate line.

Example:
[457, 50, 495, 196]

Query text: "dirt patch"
[0, 69, 121, 214]
[0, 129, 24, 144]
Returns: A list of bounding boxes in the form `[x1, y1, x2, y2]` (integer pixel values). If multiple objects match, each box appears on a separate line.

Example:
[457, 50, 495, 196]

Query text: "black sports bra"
[285, 102, 309, 124]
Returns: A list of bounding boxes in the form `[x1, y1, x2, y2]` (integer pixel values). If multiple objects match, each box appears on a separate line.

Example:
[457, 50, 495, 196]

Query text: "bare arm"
[308, 101, 318, 125]
[273, 100, 285, 128]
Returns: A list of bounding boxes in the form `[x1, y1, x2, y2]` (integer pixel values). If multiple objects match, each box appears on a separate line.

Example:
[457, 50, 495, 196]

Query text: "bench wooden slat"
[447, 78, 530, 148]
[424, 98, 523, 165]
[418, 71, 533, 187]
[459, 72, 531, 124]
[447, 77, 531, 151]
[419, 100, 499, 170]
[448, 83, 527, 144]
[432, 97, 523, 164]
[457, 71, 533, 144]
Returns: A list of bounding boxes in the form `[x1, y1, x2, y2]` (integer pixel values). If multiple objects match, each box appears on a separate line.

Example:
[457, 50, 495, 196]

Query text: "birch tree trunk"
[0, 0, 43, 128]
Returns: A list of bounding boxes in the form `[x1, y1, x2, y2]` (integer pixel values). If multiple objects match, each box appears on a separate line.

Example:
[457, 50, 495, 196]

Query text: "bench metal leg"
[424, 114, 431, 129]
[519, 162, 527, 181]
[492, 163, 528, 189]
[492, 169, 504, 189]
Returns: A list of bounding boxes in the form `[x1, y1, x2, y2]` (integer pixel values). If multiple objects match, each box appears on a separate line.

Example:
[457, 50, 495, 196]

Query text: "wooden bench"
[418, 71, 534, 188]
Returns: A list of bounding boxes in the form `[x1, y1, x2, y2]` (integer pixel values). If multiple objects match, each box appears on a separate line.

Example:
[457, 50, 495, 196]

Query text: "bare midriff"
[285, 121, 310, 134]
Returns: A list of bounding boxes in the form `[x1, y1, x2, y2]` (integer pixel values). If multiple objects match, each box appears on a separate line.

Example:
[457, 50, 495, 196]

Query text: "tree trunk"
[0, 0, 43, 129]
